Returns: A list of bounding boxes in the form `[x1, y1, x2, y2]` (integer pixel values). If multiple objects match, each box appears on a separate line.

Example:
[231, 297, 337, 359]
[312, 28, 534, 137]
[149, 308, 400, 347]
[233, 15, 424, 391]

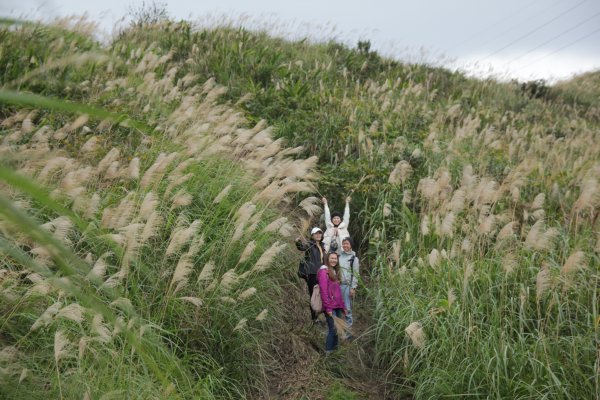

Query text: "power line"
[480, 0, 589, 61]
[455, 0, 543, 50]
[461, 0, 565, 52]
[516, 25, 600, 72]
[508, 10, 600, 64]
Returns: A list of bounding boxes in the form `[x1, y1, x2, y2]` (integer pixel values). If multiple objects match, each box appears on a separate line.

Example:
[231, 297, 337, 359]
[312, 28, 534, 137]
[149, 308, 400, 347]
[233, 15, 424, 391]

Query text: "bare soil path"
[261, 277, 399, 400]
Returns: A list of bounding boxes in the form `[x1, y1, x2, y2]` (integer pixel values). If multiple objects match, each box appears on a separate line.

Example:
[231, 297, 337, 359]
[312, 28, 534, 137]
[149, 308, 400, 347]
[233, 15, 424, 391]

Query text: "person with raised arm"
[295, 227, 326, 324]
[322, 196, 351, 254]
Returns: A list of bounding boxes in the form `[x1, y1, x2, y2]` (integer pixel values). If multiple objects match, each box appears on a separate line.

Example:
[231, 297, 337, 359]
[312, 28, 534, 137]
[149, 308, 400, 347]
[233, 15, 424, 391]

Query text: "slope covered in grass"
[0, 19, 319, 399]
[1, 16, 599, 399]
[134, 20, 599, 399]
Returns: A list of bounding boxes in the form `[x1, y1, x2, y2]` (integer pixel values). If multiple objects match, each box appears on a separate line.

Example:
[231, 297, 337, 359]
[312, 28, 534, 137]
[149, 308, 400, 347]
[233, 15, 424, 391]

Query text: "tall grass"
[2, 14, 599, 399]
[0, 19, 318, 399]
[123, 18, 599, 399]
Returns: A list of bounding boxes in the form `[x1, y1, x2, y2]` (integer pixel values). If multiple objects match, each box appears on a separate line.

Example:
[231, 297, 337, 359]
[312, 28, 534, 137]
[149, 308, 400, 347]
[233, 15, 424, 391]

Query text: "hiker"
[339, 237, 360, 330]
[322, 197, 351, 254]
[318, 252, 347, 354]
[295, 227, 326, 323]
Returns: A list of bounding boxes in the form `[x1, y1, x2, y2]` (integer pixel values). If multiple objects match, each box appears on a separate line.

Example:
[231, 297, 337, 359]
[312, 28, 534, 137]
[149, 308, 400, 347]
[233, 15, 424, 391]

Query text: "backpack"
[297, 260, 308, 279]
[310, 284, 322, 313]
[329, 236, 338, 252]
[348, 255, 356, 287]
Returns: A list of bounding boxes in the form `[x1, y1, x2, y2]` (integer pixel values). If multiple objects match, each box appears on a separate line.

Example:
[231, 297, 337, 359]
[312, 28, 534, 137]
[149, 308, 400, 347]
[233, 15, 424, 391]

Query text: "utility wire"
[516, 25, 600, 72]
[455, 0, 543, 50]
[480, 0, 589, 61]
[461, 0, 565, 52]
[508, 10, 600, 64]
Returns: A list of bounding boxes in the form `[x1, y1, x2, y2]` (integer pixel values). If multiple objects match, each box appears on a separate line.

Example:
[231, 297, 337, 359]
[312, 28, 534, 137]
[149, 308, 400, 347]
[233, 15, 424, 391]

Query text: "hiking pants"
[325, 308, 344, 352]
[340, 284, 353, 327]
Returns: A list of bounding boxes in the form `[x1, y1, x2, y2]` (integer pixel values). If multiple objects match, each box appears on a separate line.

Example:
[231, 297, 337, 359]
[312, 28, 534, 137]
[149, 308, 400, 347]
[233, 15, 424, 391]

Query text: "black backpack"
[297, 259, 308, 279]
[348, 255, 356, 286]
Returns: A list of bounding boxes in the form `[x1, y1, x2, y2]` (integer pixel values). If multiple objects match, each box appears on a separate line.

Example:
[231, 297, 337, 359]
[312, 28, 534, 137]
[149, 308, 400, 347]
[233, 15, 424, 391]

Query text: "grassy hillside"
[0, 19, 319, 399]
[1, 16, 599, 399]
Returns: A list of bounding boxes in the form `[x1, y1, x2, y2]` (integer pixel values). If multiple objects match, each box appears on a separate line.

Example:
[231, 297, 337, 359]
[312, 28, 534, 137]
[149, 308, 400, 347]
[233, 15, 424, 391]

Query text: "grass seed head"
[405, 322, 425, 349]
[54, 330, 70, 363]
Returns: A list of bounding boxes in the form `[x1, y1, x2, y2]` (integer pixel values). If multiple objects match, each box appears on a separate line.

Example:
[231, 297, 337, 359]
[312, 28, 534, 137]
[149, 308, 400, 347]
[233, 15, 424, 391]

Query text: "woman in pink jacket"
[317, 252, 347, 354]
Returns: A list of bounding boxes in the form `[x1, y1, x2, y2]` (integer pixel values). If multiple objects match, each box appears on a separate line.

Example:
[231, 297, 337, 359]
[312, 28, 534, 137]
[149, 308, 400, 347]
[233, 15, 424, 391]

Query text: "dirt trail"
[262, 277, 396, 400]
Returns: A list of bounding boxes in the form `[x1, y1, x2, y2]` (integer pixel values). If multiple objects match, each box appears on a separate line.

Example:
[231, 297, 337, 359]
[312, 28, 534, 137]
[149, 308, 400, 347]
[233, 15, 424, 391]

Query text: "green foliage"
[1, 15, 599, 400]
[326, 381, 359, 400]
[0, 20, 315, 399]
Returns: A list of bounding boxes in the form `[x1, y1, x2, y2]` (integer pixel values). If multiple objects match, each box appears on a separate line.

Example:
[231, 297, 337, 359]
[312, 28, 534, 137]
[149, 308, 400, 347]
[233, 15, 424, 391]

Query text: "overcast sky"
[2, 0, 600, 82]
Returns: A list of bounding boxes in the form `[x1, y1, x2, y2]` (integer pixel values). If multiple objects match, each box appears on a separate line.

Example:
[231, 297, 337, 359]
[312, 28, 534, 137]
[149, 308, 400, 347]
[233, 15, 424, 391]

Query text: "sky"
[2, 0, 600, 83]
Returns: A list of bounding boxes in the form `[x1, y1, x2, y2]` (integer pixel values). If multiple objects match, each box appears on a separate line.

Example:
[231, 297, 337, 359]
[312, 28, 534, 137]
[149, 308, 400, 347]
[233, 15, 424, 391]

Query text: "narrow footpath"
[263, 275, 396, 400]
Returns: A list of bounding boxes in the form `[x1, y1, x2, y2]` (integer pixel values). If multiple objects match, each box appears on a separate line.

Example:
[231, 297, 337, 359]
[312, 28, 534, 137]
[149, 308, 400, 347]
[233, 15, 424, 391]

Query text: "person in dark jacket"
[295, 227, 326, 323]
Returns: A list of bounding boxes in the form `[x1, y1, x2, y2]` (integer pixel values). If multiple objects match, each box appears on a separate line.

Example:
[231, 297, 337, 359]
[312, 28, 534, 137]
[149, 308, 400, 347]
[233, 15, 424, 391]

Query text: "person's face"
[312, 231, 322, 241]
[342, 240, 352, 252]
[332, 216, 341, 225]
[328, 253, 338, 266]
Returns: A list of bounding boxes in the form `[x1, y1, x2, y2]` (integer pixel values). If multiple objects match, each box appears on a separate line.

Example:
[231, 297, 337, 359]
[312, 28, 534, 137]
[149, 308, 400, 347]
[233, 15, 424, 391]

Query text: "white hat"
[310, 227, 323, 235]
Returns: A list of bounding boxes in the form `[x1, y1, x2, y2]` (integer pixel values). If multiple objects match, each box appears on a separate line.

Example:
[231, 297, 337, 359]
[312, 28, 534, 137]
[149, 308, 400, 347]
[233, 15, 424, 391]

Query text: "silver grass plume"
[139, 192, 158, 220]
[79, 136, 100, 154]
[165, 173, 193, 199]
[531, 193, 545, 210]
[54, 330, 70, 363]
[96, 148, 120, 174]
[213, 184, 232, 204]
[462, 262, 474, 298]
[179, 297, 203, 307]
[220, 269, 239, 292]
[420, 214, 430, 236]
[561, 251, 587, 275]
[232, 202, 256, 241]
[127, 157, 140, 180]
[87, 252, 111, 281]
[170, 252, 194, 294]
[536, 265, 551, 302]
[56, 303, 85, 323]
[197, 261, 215, 285]
[388, 160, 412, 185]
[383, 203, 392, 218]
[525, 219, 559, 251]
[263, 217, 288, 233]
[391, 240, 401, 264]
[233, 318, 247, 332]
[428, 249, 440, 267]
[405, 322, 425, 349]
[448, 189, 466, 213]
[91, 313, 111, 342]
[440, 212, 455, 237]
[238, 241, 256, 264]
[141, 211, 163, 244]
[252, 242, 286, 273]
[298, 196, 322, 217]
[238, 287, 257, 301]
[255, 309, 268, 321]
[573, 178, 600, 214]
[165, 219, 201, 256]
[170, 190, 193, 210]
